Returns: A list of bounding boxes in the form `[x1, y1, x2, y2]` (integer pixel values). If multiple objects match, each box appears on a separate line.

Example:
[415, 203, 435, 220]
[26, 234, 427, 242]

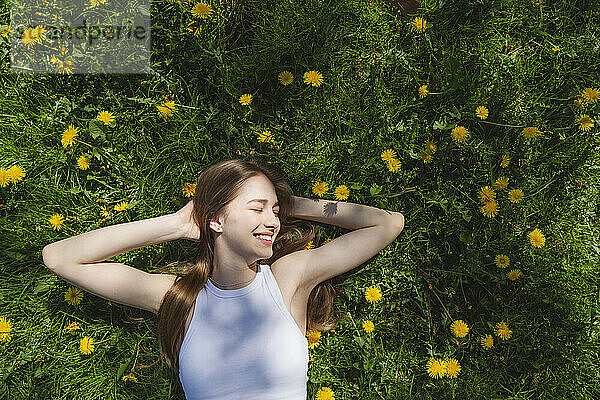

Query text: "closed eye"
[253, 209, 279, 216]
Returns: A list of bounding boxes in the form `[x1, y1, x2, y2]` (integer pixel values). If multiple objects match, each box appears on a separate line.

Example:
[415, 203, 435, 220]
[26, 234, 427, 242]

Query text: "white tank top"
[178, 263, 309, 400]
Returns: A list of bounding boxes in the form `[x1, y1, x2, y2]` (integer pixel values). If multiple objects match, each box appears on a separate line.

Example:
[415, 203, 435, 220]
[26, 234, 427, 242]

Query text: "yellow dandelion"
[552, 45, 560, 52]
[508, 188, 524, 203]
[0, 169, 10, 188]
[315, 386, 335, 400]
[312, 180, 329, 197]
[65, 321, 80, 332]
[478, 186, 496, 204]
[506, 269, 522, 281]
[122, 374, 138, 382]
[278, 71, 293, 85]
[424, 139, 436, 154]
[306, 329, 322, 349]
[421, 151, 434, 164]
[334, 185, 350, 200]
[257, 130, 274, 143]
[412, 17, 427, 33]
[451, 126, 469, 144]
[365, 286, 382, 304]
[492, 177, 509, 191]
[239, 94, 252, 105]
[191, 2, 213, 18]
[576, 114, 594, 132]
[522, 126, 542, 138]
[77, 156, 90, 170]
[426, 357, 445, 379]
[450, 320, 469, 338]
[500, 155, 510, 168]
[96, 111, 115, 125]
[495, 322, 512, 340]
[481, 334, 494, 350]
[61, 124, 79, 147]
[7, 165, 26, 184]
[100, 206, 109, 218]
[183, 182, 197, 197]
[48, 213, 65, 230]
[362, 320, 375, 333]
[156, 100, 177, 119]
[445, 358, 461, 378]
[480, 199, 498, 218]
[114, 201, 128, 212]
[386, 158, 401, 172]
[528, 228, 545, 248]
[0, 316, 13, 343]
[574, 98, 583, 108]
[304, 70, 324, 87]
[581, 87, 599, 104]
[381, 149, 397, 163]
[21, 28, 38, 47]
[304, 240, 314, 249]
[79, 336, 94, 354]
[65, 286, 84, 305]
[494, 254, 510, 269]
[56, 59, 73, 75]
[475, 106, 489, 120]
[1, 26, 11, 37]
[418, 85, 429, 99]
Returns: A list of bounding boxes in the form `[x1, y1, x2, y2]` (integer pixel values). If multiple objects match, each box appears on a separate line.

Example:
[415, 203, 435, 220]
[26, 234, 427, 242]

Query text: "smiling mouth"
[253, 234, 273, 245]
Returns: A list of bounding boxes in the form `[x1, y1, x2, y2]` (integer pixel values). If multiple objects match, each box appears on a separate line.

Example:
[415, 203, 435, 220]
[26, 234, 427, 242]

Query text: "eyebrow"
[247, 199, 279, 206]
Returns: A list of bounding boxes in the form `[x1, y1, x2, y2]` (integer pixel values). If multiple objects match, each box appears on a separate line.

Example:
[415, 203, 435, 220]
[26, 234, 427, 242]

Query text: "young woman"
[42, 158, 405, 400]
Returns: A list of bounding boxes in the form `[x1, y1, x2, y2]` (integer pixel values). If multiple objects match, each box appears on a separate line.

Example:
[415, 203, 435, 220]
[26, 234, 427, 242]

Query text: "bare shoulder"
[270, 249, 314, 295]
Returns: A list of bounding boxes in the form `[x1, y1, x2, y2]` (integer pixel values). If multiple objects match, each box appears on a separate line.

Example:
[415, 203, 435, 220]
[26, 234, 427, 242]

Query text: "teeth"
[254, 234, 272, 241]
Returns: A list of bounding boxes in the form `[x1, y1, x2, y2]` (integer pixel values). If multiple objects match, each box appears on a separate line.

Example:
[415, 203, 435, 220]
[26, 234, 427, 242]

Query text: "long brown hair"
[151, 157, 338, 375]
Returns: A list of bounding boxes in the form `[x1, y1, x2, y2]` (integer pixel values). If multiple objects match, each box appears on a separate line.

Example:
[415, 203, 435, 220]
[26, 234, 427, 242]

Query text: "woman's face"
[210, 174, 281, 260]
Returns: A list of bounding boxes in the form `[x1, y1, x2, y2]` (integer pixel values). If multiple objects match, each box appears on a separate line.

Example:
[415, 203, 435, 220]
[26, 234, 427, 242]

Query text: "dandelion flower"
[478, 186, 496, 204]
[381, 149, 397, 163]
[62, 124, 79, 147]
[114, 201, 128, 212]
[476, 106, 489, 120]
[304, 70, 324, 87]
[480, 199, 498, 218]
[508, 189, 523, 203]
[65, 321, 80, 332]
[315, 386, 335, 400]
[48, 213, 65, 230]
[528, 228, 545, 248]
[418, 85, 429, 99]
[306, 329, 322, 349]
[79, 336, 94, 354]
[312, 180, 328, 197]
[494, 254, 510, 269]
[445, 358, 461, 378]
[365, 286, 382, 304]
[493, 177, 509, 191]
[334, 185, 350, 200]
[77, 156, 90, 170]
[412, 17, 427, 33]
[500, 155, 510, 168]
[239, 94, 252, 105]
[386, 158, 401, 172]
[257, 130, 273, 143]
[6, 165, 26, 184]
[191, 2, 213, 18]
[362, 320, 375, 333]
[156, 100, 178, 119]
[122, 374, 138, 382]
[183, 182, 197, 197]
[577, 114, 594, 132]
[424, 139, 436, 154]
[21, 28, 38, 47]
[0, 316, 13, 343]
[278, 71, 293, 85]
[64, 286, 83, 305]
[581, 88, 599, 104]
[426, 357, 445, 379]
[1, 26, 10, 37]
[495, 322, 512, 340]
[450, 320, 469, 338]
[522, 126, 542, 138]
[304, 240, 314, 249]
[506, 269, 522, 281]
[481, 334, 494, 350]
[96, 111, 115, 125]
[574, 98, 583, 108]
[451, 126, 469, 144]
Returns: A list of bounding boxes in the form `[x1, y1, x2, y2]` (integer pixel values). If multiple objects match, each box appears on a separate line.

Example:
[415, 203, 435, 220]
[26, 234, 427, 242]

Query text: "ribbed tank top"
[178, 263, 309, 400]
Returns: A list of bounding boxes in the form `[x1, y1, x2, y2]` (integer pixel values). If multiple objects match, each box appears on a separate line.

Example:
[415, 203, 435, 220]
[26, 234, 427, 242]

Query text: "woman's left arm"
[290, 195, 404, 231]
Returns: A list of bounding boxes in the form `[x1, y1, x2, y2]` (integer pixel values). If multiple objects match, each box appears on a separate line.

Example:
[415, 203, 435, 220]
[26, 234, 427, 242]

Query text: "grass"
[1, 0, 600, 398]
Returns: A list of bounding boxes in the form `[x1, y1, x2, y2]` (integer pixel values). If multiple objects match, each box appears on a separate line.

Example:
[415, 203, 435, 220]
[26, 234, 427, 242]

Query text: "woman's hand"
[174, 199, 202, 242]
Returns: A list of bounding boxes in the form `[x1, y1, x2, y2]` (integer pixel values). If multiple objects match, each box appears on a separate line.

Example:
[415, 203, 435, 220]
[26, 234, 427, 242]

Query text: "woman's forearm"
[290, 195, 402, 231]
[42, 212, 184, 267]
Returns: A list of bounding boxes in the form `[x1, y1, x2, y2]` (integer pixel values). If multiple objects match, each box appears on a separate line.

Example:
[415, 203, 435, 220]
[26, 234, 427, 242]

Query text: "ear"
[209, 216, 223, 232]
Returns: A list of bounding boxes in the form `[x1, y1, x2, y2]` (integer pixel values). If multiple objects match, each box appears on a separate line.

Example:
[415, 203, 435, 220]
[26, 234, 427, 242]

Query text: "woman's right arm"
[42, 212, 185, 314]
